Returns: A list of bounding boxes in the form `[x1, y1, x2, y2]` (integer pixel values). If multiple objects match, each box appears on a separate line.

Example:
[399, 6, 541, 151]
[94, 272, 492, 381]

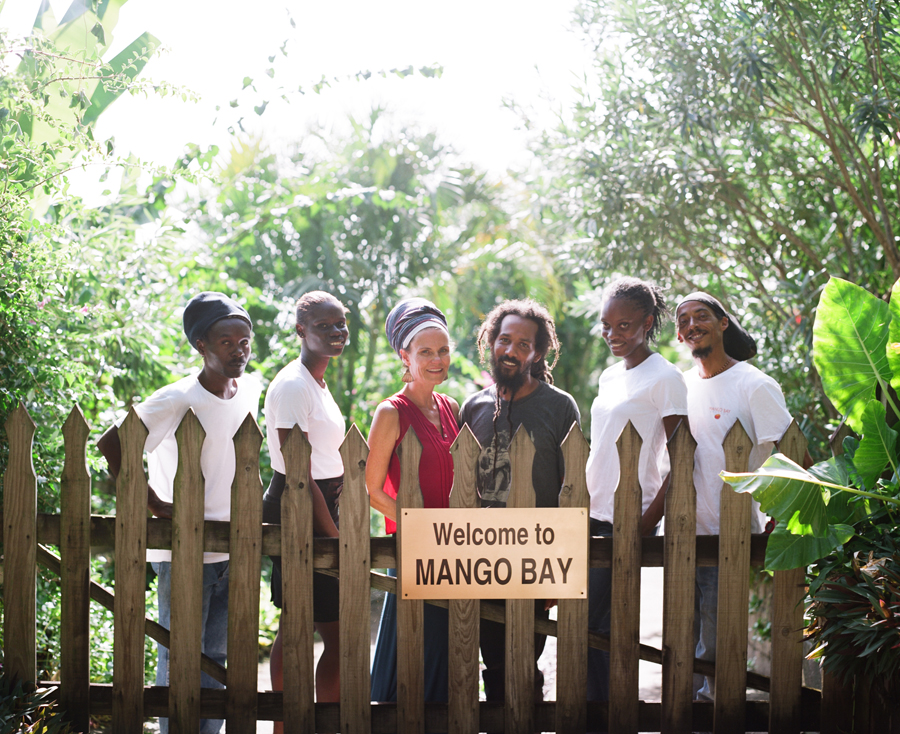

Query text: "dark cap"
[676, 292, 757, 361]
[183, 292, 252, 349]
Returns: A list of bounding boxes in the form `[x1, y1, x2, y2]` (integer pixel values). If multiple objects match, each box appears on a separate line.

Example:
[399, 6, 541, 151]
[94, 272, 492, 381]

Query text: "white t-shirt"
[685, 360, 792, 535]
[585, 353, 688, 523]
[264, 360, 345, 479]
[129, 372, 262, 563]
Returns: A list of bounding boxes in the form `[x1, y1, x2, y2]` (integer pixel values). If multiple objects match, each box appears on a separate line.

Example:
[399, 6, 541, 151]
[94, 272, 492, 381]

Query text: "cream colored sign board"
[398, 507, 588, 600]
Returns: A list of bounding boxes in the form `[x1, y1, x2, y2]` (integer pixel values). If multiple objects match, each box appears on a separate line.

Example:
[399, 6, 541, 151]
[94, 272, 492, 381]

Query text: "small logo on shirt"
[710, 407, 730, 420]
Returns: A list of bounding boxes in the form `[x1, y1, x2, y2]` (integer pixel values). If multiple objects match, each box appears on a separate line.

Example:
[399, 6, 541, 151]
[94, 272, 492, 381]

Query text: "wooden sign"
[398, 508, 588, 600]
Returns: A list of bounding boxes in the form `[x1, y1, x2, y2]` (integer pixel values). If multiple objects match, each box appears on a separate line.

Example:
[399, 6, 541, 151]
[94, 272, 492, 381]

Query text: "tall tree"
[532, 0, 900, 437]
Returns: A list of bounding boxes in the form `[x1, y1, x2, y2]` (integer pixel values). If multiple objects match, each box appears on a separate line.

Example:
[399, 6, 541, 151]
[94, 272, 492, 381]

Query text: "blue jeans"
[152, 560, 230, 734]
[587, 519, 613, 703]
[693, 565, 718, 700]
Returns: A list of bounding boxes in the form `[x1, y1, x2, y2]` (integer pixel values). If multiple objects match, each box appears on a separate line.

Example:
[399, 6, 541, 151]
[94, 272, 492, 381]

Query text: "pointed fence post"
[3, 403, 37, 684]
[113, 407, 149, 733]
[661, 423, 697, 734]
[505, 426, 537, 734]
[557, 423, 590, 734]
[769, 420, 807, 734]
[169, 409, 206, 733]
[609, 421, 642, 734]
[339, 425, 372, 734]
[397, 428, 425, 733]
[226, 414, 264, 733]
[448, 425, 481, 734]
[714, 420, 753, 733]
[281, 426, 315, 734]
[61, 406, 92, 731]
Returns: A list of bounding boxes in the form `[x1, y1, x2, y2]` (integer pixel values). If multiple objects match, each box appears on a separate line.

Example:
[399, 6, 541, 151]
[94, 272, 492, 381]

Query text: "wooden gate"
[0, 401, 856, 732]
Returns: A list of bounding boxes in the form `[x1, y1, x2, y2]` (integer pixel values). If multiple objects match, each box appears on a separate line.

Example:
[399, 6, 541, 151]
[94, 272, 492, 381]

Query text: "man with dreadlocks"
[459, 298, 580, 703]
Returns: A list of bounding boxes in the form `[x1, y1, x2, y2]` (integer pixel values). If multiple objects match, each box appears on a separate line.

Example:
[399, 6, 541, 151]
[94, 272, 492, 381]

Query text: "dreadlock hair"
[476, 299, 562, 492]
[602, 277, 670, 344]
[476, 299, 560, 385]
[295, 291, 347, 326]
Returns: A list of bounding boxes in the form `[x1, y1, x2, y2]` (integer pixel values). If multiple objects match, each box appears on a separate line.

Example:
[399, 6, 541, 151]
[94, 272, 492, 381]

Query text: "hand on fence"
[147, 486, 173, 519]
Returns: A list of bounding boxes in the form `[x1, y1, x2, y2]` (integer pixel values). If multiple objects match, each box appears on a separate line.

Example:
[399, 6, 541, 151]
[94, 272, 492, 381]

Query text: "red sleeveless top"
[382, 392, 458, 534]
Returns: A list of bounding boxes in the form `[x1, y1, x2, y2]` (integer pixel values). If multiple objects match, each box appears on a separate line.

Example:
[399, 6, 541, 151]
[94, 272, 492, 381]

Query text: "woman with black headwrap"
[367, 297, 459, 703]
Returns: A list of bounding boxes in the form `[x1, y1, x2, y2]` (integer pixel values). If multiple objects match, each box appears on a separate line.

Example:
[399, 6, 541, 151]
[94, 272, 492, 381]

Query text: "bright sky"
[4, 0, 591, 175]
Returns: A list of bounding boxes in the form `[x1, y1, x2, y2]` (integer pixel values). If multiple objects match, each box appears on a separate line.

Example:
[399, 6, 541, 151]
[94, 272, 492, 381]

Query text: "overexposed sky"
[4, 0, 591, 174]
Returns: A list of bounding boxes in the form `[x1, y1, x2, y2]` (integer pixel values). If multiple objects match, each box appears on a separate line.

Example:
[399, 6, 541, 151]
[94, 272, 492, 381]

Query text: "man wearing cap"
[675, 292, 793, 701]
[98, 292, 261, 734]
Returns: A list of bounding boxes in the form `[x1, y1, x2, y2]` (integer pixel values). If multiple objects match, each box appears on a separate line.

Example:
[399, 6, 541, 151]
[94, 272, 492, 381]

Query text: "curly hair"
[295, 291, 347, 326]
[476, 298, 560, 385]
[603, 277, 670, 344]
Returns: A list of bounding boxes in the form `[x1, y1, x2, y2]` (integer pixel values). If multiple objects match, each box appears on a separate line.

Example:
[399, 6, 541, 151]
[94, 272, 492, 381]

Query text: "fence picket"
[714, 420, 753, 733]
[769, 420, 808, 734]
[169, 409, 206, 733]
[661, 423, 697, 734]
[281, 426, 315, 734]
[505, 427, 538, 734]
[557, 423, 590, 734]
[3, 404, 37, 684]
[60, 406, 91, 731]
[339, 425, 372, 734]
[226, 414, 264, 733]
[610, 421, 642, 734]
[396, 428, 425, 732]
[113, 407, 149, 732]
[448, 425, 481, 734]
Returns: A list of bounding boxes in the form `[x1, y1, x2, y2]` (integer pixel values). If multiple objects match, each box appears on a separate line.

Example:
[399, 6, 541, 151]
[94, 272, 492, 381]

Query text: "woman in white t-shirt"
[584, 277, 688, 704]
[262, 291, 348, 728]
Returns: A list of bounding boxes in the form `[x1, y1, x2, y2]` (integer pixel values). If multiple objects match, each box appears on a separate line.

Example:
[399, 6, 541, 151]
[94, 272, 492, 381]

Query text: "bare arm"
[97, 423, 171, 518]
[277, 427, 339, 538]
[365, 402, 401, 523]
[640, 414, 687, 536]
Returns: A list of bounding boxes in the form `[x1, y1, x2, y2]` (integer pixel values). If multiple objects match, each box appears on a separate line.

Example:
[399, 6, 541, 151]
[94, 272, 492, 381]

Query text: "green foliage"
[0, 674, 74, 733]
[725, 275, 900, 684]
[528, 0, 900, 447]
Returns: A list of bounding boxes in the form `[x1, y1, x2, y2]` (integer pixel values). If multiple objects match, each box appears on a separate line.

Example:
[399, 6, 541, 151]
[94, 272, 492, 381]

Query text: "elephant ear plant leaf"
[722, 276, 900, 688]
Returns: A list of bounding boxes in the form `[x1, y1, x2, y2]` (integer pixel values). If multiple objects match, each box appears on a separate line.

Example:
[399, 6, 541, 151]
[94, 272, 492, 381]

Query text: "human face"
[600, 297, 653, 366]
[197, 317, 253, 379]
[490, 314, 539, 391]
[676, 301, 728, 359]
[401, 327, 451, 385]
[298, 301, 349, 358]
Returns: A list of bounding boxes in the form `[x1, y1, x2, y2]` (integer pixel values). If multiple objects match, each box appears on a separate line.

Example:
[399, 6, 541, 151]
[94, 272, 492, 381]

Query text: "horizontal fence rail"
[1, 402, 834, 732]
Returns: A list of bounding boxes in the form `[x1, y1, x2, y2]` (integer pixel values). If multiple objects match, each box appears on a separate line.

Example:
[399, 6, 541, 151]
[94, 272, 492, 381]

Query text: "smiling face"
[298, 300, 349, 358]
[400, 327, 451, 385]
[490, 314, 540, 392]
[600, 296, 654, 366]
[676, 300, 728, 359]
[196, 317, 253, 379]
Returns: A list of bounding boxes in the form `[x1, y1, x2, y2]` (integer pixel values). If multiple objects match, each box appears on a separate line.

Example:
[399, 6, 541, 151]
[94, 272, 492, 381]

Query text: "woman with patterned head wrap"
[367, 297, 460, 703]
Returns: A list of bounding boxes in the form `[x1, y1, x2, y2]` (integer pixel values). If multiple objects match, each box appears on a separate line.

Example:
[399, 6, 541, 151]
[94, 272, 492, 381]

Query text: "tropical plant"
[723, 276, 900, 685]
[0, 674, 75, 734]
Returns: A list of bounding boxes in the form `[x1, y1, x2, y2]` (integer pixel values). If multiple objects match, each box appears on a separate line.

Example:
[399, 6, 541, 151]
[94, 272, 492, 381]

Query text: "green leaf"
[723, 453, 834, 535]
[812, 277, 893, 433]
[853, 400, 899, 489]
[242, 76, 253, 89]
[764, 521, 855, 571]
[90, 21, 106, 45]
[887, 278, 900, 392]
[82, 32, 160, 125]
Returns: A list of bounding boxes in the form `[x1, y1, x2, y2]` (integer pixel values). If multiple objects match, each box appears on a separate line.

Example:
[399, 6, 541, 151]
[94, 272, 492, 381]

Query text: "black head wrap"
[384, 298, 449, 355]
[183, 292, 252, 349]
[676, 292, 757, 361]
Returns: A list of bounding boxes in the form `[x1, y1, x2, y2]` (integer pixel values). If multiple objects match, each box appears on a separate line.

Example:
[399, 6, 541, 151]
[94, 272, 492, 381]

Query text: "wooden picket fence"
[0, 401, 870, 732]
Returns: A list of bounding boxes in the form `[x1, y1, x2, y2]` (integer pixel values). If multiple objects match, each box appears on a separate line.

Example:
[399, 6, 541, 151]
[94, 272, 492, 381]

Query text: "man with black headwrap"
[675, 292, 791, 702]
[98, 292, 261, 734]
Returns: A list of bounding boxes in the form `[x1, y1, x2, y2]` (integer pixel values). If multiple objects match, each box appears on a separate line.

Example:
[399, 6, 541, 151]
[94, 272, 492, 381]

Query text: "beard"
[691, 345, 712, 359]
[491, 354, 528, 393]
